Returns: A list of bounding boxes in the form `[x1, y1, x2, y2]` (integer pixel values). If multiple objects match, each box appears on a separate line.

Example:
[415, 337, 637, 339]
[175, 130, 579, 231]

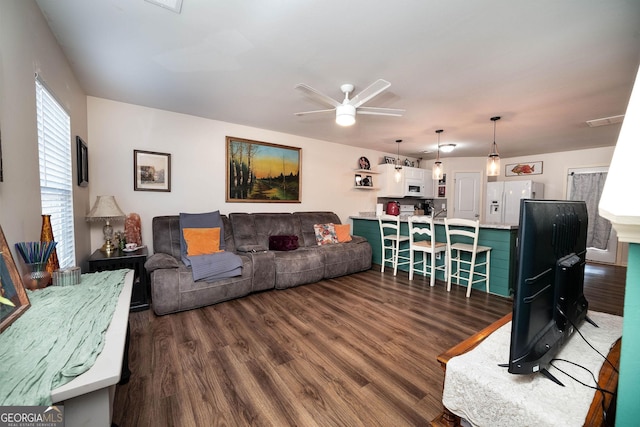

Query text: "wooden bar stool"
[378, 214, 410, 276]
[408, 215, 447, 286]
[444, 218, 491, 297]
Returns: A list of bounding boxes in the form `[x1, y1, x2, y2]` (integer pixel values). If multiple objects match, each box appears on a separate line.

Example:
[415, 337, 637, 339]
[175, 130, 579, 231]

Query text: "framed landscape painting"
[226, 136, 301, 203]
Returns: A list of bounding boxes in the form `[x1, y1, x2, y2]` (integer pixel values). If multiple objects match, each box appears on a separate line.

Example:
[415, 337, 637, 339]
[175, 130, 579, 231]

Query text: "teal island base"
[351, 216, 517, 297]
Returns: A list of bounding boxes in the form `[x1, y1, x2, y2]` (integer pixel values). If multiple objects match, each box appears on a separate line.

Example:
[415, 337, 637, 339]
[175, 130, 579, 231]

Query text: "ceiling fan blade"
[349, 79, 391, 108]
[294, 108, 335, 116]
[295, 83, 341, 108]
[357, 106, 405, 117]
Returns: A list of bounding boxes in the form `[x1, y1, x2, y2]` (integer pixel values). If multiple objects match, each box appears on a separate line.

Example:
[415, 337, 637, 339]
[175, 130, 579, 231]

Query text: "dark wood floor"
[112, 262, 625, 426]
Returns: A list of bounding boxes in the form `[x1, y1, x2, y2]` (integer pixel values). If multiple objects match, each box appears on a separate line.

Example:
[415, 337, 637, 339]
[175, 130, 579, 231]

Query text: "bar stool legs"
[378, 215, 410, 276]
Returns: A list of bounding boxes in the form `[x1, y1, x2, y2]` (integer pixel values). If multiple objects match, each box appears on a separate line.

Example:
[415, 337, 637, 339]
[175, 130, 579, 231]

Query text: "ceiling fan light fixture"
[335, 104, 356, 126]
[440, 143, 456, 153]
[486, 116, 501, 177]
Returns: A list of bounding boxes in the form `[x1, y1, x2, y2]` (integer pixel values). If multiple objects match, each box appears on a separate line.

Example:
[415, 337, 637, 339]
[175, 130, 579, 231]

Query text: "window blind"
[36, 77, 76, 269]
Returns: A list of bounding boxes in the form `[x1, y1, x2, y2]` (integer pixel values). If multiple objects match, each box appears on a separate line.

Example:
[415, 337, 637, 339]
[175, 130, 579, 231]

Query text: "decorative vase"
[40, 214, 60, 285]
[125, 213, 142, 247]
[23, 262, 52, 290]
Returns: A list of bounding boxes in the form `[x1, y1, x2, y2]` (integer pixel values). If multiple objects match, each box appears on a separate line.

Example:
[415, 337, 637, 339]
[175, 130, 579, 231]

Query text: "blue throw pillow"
[179, 211, 225, 266]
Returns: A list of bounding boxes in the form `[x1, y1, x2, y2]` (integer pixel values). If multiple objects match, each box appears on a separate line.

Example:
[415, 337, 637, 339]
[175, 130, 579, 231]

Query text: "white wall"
[87, 97, 389, 253]
[0, 1, 90, 267]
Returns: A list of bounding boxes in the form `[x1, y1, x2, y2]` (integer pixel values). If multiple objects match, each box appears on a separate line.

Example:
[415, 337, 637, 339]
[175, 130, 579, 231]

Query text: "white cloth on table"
[442, 311, 622, 427]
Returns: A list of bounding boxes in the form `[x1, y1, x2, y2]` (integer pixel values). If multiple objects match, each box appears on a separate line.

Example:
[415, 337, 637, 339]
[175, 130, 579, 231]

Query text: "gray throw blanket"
[189, 252, 243, 282]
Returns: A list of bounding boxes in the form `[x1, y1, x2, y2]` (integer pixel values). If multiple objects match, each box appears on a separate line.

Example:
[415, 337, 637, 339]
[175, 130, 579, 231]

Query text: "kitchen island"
[351, 216, 517, 297]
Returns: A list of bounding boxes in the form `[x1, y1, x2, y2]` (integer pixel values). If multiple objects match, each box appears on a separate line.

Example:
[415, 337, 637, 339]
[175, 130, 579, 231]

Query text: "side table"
[88, 247, 150, 312]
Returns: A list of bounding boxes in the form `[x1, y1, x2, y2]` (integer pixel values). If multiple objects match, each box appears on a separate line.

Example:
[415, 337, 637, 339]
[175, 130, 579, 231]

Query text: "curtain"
[569, 172, 611, 250]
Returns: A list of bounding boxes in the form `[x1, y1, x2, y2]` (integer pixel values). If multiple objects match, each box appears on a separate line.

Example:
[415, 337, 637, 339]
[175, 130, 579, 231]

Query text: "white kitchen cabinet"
[404, 167, 425, 181]
[378, 164, 433, 198]
[378, 163, 405, 197]
[423, 170, 434, 198]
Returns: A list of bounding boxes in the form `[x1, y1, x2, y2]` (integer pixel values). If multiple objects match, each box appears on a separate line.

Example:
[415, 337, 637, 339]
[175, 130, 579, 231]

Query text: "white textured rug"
[442, 311, 622, 427]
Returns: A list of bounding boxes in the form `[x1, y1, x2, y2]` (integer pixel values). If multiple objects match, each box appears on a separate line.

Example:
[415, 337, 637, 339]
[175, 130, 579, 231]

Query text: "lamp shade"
[86, 196, 125, 221]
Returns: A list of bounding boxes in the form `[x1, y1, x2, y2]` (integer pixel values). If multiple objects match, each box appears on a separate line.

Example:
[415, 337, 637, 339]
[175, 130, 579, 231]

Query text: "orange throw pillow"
[183, 227, 222, 256]
[334, 224, 352, 243]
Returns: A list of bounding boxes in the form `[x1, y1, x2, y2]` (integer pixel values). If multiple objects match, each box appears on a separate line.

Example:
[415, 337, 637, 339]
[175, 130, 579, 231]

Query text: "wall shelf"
[354, 169, 380, 174]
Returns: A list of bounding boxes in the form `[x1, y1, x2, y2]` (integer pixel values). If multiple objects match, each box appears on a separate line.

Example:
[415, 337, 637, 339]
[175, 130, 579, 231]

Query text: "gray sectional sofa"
[145, 211, 372, 315]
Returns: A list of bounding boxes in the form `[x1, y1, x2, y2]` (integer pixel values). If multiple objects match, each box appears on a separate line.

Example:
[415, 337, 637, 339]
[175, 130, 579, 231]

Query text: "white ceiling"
[35, 0, 640, 159]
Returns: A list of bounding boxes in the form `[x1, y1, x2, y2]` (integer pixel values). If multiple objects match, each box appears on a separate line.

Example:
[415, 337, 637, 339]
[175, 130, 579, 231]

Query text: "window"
[36, 77, 76, 268]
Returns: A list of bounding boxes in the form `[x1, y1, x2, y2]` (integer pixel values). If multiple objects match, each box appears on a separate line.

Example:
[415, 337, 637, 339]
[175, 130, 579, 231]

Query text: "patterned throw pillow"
[313, 223, 338, 245]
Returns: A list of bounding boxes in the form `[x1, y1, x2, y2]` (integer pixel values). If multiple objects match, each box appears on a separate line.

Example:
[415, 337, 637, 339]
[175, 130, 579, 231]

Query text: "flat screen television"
[507, 199, 594, 386]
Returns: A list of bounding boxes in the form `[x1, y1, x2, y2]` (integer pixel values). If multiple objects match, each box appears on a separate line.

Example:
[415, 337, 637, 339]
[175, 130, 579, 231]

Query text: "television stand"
[431, 313, 621, 427]
[497, 362, 565, 386]
[585, 315, 599, 328]
[539, 368, 564, 387]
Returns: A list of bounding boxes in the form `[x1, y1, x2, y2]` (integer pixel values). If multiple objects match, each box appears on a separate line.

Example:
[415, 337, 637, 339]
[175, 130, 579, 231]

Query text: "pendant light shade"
[487, 116, 501, 177]
[394, 139, 403, 183]
[433, 129, 444, 180]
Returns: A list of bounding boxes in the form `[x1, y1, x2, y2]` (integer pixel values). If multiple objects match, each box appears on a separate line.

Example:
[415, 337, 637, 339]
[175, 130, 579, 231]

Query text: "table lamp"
[86, 195, 126, 254]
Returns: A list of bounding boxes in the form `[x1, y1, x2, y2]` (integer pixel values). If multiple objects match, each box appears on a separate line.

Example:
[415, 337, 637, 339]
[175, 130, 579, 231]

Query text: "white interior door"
[454, 172, 481, 220]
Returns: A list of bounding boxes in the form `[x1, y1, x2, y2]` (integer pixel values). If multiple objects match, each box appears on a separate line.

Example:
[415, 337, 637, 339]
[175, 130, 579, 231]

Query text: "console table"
[431, 313, 621, 427]
[88, 247, 149, 311]
[51, 270, 133, 427]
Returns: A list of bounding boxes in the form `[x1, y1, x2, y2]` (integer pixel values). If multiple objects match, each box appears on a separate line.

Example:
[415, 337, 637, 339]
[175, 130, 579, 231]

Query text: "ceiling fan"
[294, 79, 405, 126]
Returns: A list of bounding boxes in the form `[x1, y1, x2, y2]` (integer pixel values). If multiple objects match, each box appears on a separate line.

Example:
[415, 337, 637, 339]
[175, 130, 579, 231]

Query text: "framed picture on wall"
[226, 136, 301, 203]
[0, 225, 30, 333]
[76, 136, 89, 187]
[134, 150, 171, 192]
[505, 161, 543, 176]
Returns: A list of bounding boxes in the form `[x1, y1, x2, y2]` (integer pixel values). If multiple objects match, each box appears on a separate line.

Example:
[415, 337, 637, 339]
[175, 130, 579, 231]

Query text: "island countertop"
[351, 216, 518, 297]
[349, 215, 518, 230]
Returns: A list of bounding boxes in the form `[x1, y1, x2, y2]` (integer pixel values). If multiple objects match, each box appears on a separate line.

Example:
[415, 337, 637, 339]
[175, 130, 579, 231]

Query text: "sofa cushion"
[313, 223, 338, 245]
[317, 242, 372, 278]
[272, 248, 324, 289]
[150, 257, 253, 316]
[179, 211, 225, 266]
[183, 227, 222, 256]
[231, 213, 302, 249]
[334, 224, 352, 243]
[145, 252, 180, 272]
[295, 212, 342, 247]
[268, 235, 299, 251]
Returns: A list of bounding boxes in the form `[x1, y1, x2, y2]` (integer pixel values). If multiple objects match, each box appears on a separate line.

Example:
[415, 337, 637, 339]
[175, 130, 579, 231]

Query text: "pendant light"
[394, 139, 403, 183]
[486, 116, 501, 177]
[433, 129, 444, 180]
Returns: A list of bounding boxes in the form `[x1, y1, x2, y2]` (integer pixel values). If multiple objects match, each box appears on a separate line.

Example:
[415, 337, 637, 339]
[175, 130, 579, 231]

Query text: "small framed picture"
[438, 186, 446, 197]
[358, 156, 371, 170]
[76, 136, 88, 187]
[355, 174, 362, 186]
[134, 150, 171, 192]
[362, 175, 373, 187]
[384, 156, 395, 164]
